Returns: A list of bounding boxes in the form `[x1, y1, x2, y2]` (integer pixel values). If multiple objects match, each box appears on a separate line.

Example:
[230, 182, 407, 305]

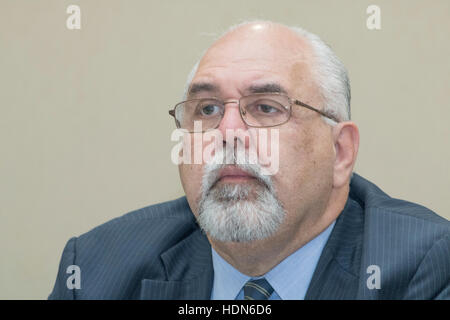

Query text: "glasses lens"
[241, 94, 290, 127]
[175, 99, 224, 132]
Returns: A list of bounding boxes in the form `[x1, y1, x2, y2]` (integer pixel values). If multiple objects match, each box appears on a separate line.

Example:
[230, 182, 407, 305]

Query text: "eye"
[200, 104, 221, 116]
[257, 104, 279, 114]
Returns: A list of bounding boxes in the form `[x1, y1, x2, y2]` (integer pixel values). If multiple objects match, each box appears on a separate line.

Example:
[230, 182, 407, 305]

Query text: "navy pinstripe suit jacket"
[48, 173, 450, 299]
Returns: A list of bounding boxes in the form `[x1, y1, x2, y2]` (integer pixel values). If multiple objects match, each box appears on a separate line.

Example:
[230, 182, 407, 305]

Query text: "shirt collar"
[210, 248, 250, 300]
[210, 221, 336, 300]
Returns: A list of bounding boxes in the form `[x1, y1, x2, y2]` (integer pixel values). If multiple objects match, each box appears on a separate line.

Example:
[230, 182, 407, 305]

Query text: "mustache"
[202, 150, 274, 196]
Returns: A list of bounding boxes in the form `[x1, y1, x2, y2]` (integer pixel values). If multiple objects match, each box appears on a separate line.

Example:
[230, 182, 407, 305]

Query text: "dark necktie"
[243, 278, 274, 300]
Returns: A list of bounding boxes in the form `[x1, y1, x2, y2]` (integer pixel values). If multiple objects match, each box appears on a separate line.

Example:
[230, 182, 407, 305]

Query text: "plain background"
[0, 0, 449, 299]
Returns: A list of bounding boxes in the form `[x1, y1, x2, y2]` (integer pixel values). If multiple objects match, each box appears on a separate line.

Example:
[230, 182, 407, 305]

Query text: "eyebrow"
[247, 83, 288, 95]
[187, 82, 288, 98]
[188, 82, 220, 96]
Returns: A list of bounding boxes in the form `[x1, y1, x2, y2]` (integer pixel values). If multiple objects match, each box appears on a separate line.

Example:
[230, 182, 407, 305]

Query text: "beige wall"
[1, 0, 448, 299]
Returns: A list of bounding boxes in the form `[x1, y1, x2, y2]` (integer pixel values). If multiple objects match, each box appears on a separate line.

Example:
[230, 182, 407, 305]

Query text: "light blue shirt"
[210, 221, 336, 300]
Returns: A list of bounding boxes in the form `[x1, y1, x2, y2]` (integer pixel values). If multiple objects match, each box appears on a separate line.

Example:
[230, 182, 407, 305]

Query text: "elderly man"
[49, 21, 449, 300]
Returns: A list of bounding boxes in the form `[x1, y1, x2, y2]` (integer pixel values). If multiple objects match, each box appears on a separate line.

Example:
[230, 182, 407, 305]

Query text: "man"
[49, 21, 449, 300]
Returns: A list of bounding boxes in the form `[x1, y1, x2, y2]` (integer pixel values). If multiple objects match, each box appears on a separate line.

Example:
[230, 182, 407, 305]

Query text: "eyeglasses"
[169, 92, 339, 133]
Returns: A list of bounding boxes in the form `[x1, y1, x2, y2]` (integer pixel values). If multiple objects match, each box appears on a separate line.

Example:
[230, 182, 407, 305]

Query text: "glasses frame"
[168, 92, 340, 132]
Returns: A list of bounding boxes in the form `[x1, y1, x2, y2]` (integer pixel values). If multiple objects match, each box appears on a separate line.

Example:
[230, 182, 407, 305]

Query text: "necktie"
[244, 278, 274, 300]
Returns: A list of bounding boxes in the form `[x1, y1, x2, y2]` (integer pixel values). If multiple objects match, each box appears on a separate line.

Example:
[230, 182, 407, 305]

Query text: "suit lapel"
[140, 228, 213, 300]
[305, 195, 364, 299]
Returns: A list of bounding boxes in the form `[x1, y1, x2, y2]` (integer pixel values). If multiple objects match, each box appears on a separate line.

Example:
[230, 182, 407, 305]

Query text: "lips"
[217, 166, 255, 182]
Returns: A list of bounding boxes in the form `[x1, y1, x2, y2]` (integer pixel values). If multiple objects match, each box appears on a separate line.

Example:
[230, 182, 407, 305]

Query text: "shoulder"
[49, 197, 199, 299]
[75, 196, 197, 252]
[350, 173, 449, 230]
[77, 196, 198, 258]
[97, 196, 193, 225]
[350, 173, 450, 299]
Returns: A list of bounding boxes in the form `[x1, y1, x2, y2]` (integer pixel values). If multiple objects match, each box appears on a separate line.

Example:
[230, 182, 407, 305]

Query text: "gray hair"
[183, 20, 351, 124]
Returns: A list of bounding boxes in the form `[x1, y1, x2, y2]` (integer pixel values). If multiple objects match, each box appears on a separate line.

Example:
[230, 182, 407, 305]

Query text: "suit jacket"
[48, 173, 450, 299]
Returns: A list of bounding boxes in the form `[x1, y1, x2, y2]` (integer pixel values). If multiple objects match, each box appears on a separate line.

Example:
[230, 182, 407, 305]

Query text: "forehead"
[191, 24, 315, 97]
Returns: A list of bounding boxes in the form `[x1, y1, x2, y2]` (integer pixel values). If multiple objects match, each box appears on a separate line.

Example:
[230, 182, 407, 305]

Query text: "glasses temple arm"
[293, 100, 340, 123]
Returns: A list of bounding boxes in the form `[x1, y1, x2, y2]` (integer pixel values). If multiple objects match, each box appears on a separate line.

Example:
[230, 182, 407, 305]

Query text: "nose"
[217, 100, 248, 132]
[217, 99, 250, 148]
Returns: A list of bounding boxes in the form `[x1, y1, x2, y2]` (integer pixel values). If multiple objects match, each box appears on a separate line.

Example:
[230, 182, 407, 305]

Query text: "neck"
[208, 184, 349, 277]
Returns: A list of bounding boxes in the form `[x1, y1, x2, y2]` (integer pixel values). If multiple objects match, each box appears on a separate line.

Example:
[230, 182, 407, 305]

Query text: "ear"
[332, 121, 360, 188]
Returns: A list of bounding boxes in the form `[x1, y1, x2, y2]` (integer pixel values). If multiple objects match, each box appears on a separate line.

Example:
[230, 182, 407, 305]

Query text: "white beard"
[196, 151, 286, 243]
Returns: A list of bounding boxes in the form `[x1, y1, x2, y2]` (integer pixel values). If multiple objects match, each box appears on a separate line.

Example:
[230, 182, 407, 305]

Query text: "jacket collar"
[305, 175, 365, 299]
[139, 228, 214, 300]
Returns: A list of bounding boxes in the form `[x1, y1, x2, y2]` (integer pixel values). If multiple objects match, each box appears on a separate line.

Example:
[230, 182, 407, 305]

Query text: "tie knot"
[244, 278, 274, 300]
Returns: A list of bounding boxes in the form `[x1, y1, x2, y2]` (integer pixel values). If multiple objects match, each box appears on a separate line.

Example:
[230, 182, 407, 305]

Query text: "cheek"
[274, 122, 334, 203]
[277, 123, 315, 177]
[179, 163, 204, 215]
[179, 131, 223, 215]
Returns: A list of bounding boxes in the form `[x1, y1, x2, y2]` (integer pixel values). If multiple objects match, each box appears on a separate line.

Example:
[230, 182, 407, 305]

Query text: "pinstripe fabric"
[49, 198, 213, 299]
[49, 173, 450, 300]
